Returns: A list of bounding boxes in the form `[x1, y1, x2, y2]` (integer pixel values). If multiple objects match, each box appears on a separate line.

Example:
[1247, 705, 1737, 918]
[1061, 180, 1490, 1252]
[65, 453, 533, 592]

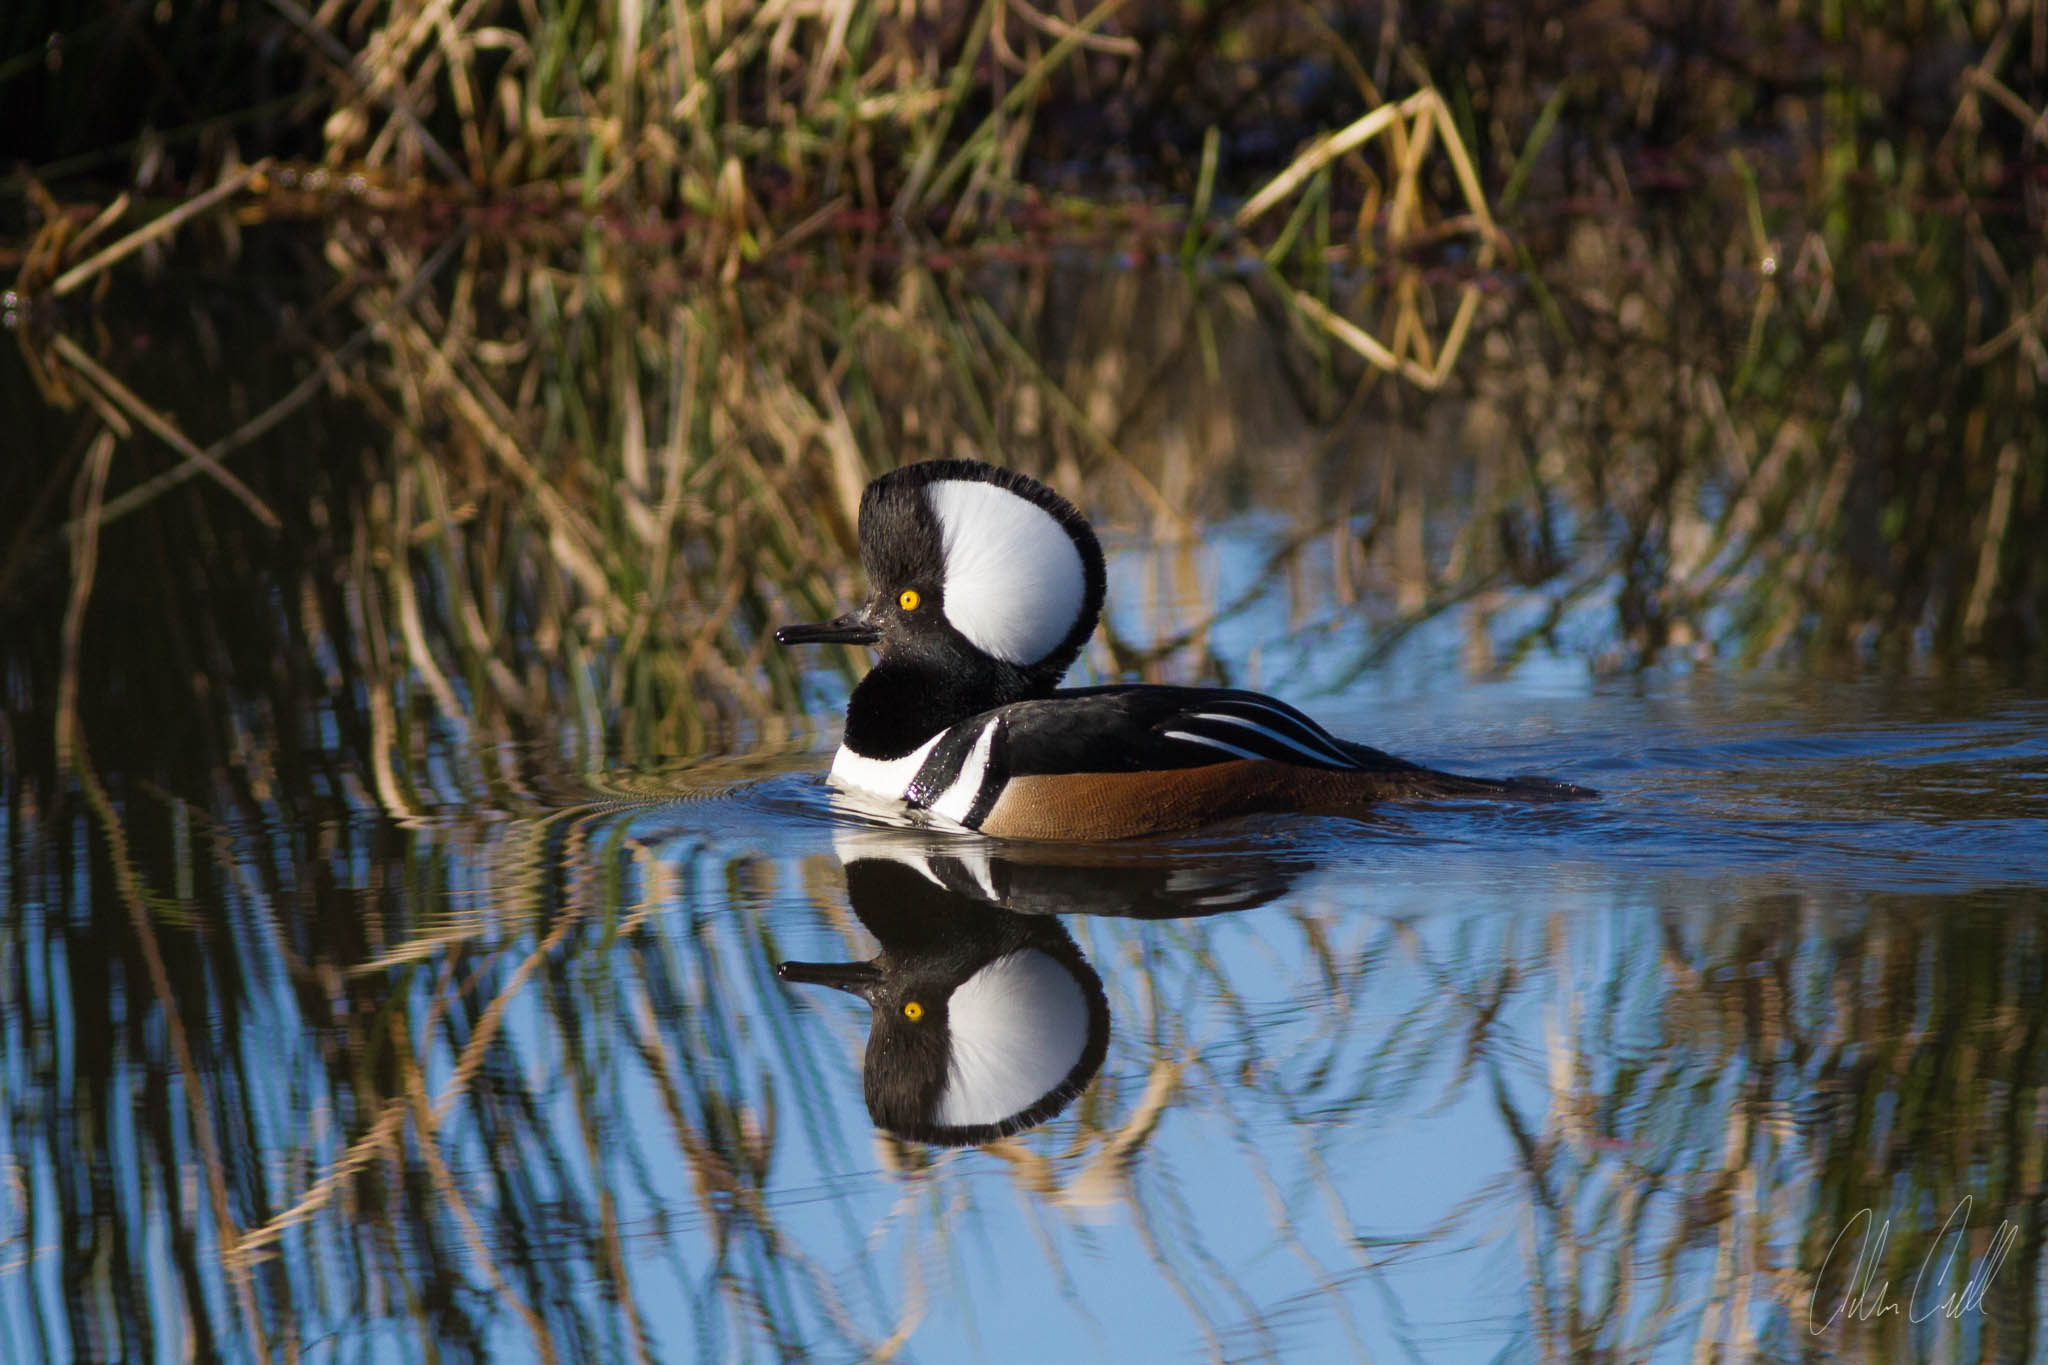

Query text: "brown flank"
[975, 760, 1569, 841]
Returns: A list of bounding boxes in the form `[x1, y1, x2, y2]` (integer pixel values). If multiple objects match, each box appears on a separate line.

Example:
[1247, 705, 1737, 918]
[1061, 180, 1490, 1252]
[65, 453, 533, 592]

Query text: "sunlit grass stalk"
[915, 0, 1134, 219]
[1178, 126, 1221, 268]
[890, 0, 1001, 220]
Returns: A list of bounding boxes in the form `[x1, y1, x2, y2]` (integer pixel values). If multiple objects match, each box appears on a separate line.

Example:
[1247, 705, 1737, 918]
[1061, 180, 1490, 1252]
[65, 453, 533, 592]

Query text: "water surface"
[6, 498, 2045, 1363]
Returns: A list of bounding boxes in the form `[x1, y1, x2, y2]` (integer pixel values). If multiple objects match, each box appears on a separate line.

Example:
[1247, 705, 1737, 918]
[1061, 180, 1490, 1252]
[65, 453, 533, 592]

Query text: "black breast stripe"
[904, 723, 977, 807]
[963, 717, 1008, 827]
[904, 714, 1007, 823]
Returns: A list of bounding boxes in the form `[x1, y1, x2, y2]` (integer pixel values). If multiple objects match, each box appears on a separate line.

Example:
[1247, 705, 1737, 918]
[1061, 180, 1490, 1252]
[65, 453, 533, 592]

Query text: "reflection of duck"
[778, 460, 1592, 840]
[779, 854, 1109, 1146]
[825, 823, 1304, 919]
[779, 831, 1303, 1145]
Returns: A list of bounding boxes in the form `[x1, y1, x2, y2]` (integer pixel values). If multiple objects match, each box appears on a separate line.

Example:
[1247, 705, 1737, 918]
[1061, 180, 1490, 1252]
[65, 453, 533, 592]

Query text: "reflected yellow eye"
[898, 589, 921, 612]
[902, 1001, 924, 1021]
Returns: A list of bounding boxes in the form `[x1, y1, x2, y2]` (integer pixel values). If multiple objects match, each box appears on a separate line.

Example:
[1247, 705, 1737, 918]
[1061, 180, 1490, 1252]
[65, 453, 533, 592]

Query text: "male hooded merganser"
[778, 852, 1110, 1146]
[777, 460, 1592, 840]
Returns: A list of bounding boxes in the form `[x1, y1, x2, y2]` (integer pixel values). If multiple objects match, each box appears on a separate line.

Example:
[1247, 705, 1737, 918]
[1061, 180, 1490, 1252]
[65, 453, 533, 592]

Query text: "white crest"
[937, 948, 1090, 1129]
[926, 479, 1087, 666]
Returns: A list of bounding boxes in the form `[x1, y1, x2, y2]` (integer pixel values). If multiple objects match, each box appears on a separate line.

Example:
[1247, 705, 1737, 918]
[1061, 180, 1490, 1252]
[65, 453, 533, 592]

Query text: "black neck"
[841, 654, 1044, 759]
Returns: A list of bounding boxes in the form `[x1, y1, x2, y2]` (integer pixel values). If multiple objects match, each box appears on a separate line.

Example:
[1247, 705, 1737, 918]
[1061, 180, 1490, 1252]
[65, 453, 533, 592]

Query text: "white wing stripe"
[1197, 698, 1355, 754]
[1230, 700, 1354, 760]
[1160, 729, 1271, 762]
[1185, 712, 1357, 768]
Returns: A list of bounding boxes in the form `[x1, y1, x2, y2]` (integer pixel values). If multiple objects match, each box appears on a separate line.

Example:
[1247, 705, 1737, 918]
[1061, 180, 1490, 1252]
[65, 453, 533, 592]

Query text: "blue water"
[5, 518, 2046, 1365]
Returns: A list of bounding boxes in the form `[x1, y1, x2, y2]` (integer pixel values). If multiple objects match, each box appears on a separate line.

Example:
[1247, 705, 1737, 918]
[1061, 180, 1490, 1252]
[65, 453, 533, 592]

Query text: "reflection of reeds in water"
[1499, 890, 2048, 1360]
[3, 2, 2046, 1358]
[7, 203, 2045, 1362]
[8, 785, 2044, 1358]
[0, 794, 885, 1358]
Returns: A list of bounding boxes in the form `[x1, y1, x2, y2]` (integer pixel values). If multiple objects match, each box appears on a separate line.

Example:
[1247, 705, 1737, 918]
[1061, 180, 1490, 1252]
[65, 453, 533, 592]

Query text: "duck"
[777, 852, 1110, 1146]
[776, 459, 1593, 840]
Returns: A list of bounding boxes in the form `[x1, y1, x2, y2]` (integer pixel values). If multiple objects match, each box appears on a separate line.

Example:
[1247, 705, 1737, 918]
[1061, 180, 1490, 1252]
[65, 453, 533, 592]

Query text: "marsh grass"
[9, 2, 2040, 721]
[2, 1, 2047, 1358]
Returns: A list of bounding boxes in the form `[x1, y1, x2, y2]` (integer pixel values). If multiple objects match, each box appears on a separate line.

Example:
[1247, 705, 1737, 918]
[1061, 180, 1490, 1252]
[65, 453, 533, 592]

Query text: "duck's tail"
[1340, 742, 1599, 803]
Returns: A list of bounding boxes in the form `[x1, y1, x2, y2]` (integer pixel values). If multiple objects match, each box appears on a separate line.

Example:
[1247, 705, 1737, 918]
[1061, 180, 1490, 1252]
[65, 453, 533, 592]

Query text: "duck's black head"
[776, 854, 1110, 1147]
[776, 460, 1107, 759]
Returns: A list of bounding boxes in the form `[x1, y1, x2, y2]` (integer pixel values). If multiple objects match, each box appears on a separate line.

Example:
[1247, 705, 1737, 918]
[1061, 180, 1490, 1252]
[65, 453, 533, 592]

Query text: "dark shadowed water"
[5, 492, 2045, 1363]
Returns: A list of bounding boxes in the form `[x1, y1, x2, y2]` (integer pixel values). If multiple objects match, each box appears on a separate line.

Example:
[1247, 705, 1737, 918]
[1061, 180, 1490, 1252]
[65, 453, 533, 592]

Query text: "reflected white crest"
[926, 479, 1086, 666]
[936, 948, 1089, 1129]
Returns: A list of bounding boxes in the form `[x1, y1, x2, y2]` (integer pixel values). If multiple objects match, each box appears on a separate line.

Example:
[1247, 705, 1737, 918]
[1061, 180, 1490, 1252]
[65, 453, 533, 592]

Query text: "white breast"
[829, 733, 942, 801]
[829, 717, 1002, 832]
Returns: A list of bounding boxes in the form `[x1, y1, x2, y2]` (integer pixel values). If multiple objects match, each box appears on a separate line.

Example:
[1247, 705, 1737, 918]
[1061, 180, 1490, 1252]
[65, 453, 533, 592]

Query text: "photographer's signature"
[1808, 1196, 2015, 1333]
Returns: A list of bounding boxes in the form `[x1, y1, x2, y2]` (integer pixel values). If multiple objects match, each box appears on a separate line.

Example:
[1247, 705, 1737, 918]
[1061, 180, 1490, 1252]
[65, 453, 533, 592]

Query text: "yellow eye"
[902, 1001, 924, 1021]
[898, 589, 921, 612]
